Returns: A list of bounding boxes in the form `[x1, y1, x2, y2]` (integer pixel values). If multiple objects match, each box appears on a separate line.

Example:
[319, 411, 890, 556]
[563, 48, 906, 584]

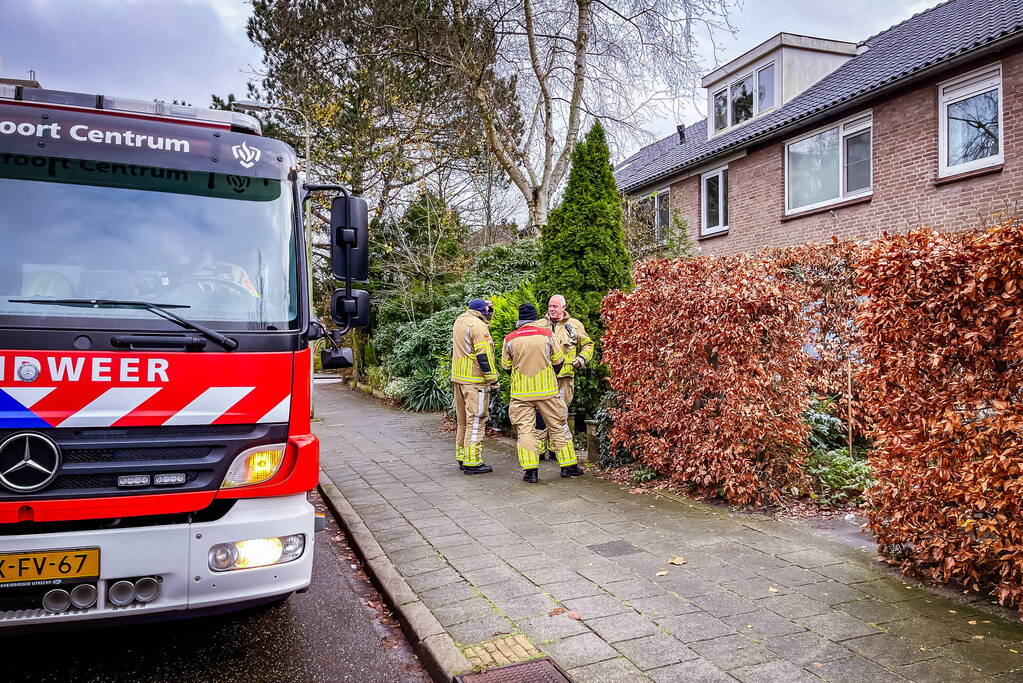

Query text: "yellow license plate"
[0, 548, 100, 585]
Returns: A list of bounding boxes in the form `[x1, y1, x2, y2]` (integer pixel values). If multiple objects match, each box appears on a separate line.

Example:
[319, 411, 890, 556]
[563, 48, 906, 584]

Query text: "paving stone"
[586, 611, 660, 642]
[721, 577, 790, 600]
[568, 656, 650, 683]
[898, 657, 995, 682]
[798, 611, 883, 641]
[540, 633, 621, 670]
[885, 617, 971, 649]
[520, 566, 584, 585]
[656, 612, 736, 643]
[841, 632, 938, 668]
[758, 593, 830, 619]
[491, 592, 559, 621]
[814, 562, 880, 584]
[731, 659, 821, 682]
[478, 577, 538, 601]
[615, 633, 698, 671]
[648, 657, 736, 682]
[397, 554, 450, 577]
[602, 579, 665, 601]
[756, 565, 826, 587]
[406, 567, 462, 592]
[447, 553, 504, 572]
[940, 639, 1023, 675]
[796, 580, 866, 605]
[690, 592, 760, 618]
[543, 579, 606, 601]
[505, 554, 553, 571]
[433, 597, 498, 627]
[776, 550, 844, 569]
[854, 579, 930, 603]
[460, 564, 520, 587]
[763, 631, 853, 666]
[836, 598, 916, 625]
[660, 576, 720, 598]
[813, 655, 907, 682]
[689, 634, 776, 670]
[420, 581, 479, 608]
[517, 613, 591, 642]
[628, 594, 701, 618]
[690, 563, 758, 583]
[562, 594, 633, 620]
[447, 614, 516, 646]
[439, 542, 490, 559]
[723, 609, 806, 639]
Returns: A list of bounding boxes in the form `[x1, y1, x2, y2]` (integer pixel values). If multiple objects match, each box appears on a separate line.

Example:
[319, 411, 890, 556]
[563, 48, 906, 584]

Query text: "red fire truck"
[0, 85, 368, 627]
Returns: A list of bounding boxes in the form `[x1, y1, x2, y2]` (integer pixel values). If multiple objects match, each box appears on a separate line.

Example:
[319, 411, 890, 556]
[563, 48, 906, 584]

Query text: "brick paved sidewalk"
[314, 385, 1023, 682]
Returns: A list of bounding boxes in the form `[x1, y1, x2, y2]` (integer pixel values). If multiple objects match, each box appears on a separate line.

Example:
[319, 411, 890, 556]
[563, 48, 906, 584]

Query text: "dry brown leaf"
[974, 635, 985, 640]
[668, 556, 686, 565]
[628, 487, 644, 495]
[768, 586, 780, 593]
[549, 607, 567, 616]
[566, 611, 581, 621]
[655, 570, 668, 577]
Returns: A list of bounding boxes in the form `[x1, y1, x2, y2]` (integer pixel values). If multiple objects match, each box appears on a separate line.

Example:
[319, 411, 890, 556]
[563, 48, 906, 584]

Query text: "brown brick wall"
[658, 48, 1023, 257]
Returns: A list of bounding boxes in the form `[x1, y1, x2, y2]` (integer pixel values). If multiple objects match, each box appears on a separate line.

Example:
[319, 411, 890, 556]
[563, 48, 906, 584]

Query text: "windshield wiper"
[9, 298, 239, 351]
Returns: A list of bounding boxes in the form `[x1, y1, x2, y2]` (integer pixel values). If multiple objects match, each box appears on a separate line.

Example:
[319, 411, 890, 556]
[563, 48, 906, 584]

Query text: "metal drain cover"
[587, 540, 640, 557]
[455, 658, 572, 682]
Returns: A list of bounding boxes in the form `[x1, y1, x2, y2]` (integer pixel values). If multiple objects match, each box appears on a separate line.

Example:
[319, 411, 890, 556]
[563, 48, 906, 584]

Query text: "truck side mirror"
[330, 195, 368, 282]
[321, 346, 354, 370]
[331, 288, 370, 328]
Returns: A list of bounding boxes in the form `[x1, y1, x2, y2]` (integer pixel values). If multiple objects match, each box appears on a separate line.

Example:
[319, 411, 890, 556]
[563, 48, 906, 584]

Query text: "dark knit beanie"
[518, 303, 538, 322]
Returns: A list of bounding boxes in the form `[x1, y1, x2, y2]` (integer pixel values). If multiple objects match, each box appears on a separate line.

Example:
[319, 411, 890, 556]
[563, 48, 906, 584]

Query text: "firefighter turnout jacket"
[451, 310, 497, 384]
[536, 315, 594, 378]
[501, 324, 563, 399]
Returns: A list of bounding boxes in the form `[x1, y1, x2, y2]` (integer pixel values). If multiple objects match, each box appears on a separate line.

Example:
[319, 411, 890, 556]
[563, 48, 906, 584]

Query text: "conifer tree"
[536, 120, 631, 418]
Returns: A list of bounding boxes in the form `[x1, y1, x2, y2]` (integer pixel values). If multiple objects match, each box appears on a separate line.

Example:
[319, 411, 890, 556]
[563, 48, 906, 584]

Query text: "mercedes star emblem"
[0, 432, 62, 493]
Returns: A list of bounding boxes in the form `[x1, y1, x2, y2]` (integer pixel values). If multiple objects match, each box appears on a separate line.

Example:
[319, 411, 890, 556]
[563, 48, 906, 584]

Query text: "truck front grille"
[0, 423, 288, 502]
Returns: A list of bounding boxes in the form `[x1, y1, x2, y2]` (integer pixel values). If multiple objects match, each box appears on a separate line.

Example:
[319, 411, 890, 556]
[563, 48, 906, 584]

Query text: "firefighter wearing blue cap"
[450, 299, 497, 474]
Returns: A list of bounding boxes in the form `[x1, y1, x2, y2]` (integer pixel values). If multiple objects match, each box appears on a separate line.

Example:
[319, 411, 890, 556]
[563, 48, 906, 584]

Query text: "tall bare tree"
[381, 0, 735, 233]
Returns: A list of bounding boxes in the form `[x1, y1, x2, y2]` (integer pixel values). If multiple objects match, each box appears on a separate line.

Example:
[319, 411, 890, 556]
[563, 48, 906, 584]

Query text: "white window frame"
[784, 111, 873, 215]
[651, 187, 671, 245]
[938, 63, 1003, 178]
[700, 166, 728, 237]
[710, 60, 777, 135]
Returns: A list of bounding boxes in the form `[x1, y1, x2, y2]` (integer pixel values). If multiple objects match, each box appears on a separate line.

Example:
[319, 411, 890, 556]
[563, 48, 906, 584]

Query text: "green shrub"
[594, 391, 632, 468]
[632, 465, 658, 483]
[365, 365, 389, 391]
[386, 306, 461, 378]
[462, 238, 540, 300]
[401, 361, 452, 412]
[804, 447, 874, 505]
[487, 280, 539, 429]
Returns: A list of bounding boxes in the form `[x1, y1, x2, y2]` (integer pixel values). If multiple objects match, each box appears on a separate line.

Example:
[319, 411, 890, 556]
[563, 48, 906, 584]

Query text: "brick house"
[615, 0, 1023, 256]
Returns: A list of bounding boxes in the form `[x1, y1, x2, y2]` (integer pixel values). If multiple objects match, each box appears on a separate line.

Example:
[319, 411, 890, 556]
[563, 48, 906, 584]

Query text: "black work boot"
[463, 463, 494, 475]
[560, 464, 585, 478]
[523, 469, 539, 484]
[458, 462, 466, 471]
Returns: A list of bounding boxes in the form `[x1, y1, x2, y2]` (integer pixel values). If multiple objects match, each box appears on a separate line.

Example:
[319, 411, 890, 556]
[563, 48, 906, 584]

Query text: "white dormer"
[704, 33, 858, 139]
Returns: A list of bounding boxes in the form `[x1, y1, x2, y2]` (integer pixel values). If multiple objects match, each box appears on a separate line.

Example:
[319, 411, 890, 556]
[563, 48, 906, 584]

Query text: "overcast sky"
[1, 0, 940, 149]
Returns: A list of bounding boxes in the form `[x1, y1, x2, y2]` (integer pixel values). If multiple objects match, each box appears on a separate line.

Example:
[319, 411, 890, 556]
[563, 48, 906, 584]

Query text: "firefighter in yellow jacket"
[501, 303, 583, 483]
[535, 294, 594, 457]
[450, 299, 497, 475]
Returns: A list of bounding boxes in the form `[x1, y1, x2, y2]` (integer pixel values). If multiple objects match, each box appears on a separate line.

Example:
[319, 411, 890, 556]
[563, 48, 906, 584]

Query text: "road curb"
[318, 472, 471, 683]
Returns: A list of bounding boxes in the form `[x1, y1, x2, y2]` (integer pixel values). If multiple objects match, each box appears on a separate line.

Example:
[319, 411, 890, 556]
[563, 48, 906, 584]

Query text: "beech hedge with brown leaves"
[602, 222, 1023, 614]
[602, 243, 858, 506]
[856, 220, 1023, 616]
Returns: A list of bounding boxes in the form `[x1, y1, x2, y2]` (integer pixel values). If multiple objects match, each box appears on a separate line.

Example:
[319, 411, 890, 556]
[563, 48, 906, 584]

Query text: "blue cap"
[468, 299, 489, 313]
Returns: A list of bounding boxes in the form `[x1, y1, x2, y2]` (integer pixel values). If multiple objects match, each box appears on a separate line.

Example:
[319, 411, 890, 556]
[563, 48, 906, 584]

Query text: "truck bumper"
[0, 494, 314, 629]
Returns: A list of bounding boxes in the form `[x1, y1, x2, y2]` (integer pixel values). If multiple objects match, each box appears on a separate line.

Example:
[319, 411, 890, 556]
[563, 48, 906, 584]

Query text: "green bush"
[386, 306, 461, 378]
[365, 365, 389, 391]
[462, 238, 540, 300]
[594, 391, 632, 468]
[401, 361, 452, 412]
[804, 447, 874, 505]
[486, 280, 539, 429]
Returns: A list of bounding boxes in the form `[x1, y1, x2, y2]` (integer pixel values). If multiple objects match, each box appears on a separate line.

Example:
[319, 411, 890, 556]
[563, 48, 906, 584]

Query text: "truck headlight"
[208, 534, 305, 572]
[221, 443, 286, 488]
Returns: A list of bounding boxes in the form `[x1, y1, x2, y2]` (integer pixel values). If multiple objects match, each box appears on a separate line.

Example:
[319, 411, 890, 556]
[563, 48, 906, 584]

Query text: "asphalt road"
[1, 492, 430, 683]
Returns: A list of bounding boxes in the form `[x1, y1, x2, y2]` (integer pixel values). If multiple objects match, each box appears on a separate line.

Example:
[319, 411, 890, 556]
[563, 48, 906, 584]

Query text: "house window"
[710, 62, 776, 134]
[939, 64, 1002, 177]
[713, 89, 728, 132]
[701, 167, 728, 236]
[637, 188, 671, 244]
[758, 64, 775, 111]
[786, 112, 872, 214]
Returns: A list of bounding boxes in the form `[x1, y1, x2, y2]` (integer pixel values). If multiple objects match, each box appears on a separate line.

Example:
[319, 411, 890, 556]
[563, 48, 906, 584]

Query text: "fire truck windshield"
[0, 153, 299, 332]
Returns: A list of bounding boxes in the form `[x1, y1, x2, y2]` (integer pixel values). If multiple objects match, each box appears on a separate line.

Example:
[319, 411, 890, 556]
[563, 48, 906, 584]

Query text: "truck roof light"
[0, 87, 263, 135]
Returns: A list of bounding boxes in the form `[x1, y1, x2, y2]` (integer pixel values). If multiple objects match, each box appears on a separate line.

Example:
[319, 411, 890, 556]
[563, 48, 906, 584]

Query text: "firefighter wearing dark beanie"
[499, 303, 583, 482]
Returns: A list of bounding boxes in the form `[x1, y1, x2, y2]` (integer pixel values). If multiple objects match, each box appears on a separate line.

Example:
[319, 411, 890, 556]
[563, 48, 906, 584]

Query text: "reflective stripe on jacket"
[501, 325, 563, 400]
[537, 315, 594, 378]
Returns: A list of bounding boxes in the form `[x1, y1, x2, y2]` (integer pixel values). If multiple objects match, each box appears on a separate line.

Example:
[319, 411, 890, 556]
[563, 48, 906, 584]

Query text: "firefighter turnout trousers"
[538, 376, 574, 454]
[454, 383, 490, 466]
[510, 396, 576, 470]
